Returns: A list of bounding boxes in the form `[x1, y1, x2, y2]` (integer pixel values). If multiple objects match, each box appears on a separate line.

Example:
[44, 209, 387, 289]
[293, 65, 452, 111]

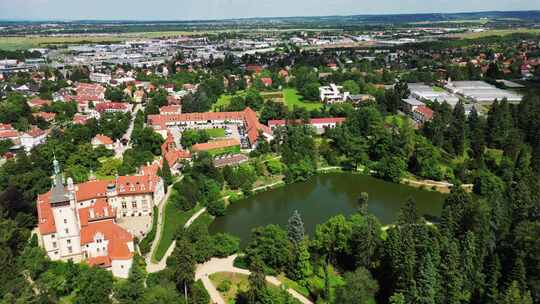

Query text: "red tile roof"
[260, 77, 273, 86]
[0, 123, 13, 131]
[87, 255, 111, 267]
[414, 106, 434, 121]
[75, 180, 109, 202]
[28, 98, 51, 108]
[80, 220, 133, 260]
[78, 198, 115, 227]
[192, 138, 240, 152]
[37, 192, 56, 235]
[24, 127, 46, 138]
[95, 102, 128, 113]
[73, 114, 90, 125]
[159, 105, 182, 114]
[164, 149, 191, 166]
[93, 134, 114, 145]
[148, 107, 269, 146]
[0, 129, 20, 139]
[33, 112, 56, 122]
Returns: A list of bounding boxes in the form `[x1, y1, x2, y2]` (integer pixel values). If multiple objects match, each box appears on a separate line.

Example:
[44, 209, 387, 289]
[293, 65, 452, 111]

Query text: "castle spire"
[53, 153, 60, 176]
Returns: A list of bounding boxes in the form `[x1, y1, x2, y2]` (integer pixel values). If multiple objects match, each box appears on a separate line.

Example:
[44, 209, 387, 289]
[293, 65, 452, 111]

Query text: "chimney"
[104, 207, 109, 217]
[89, 208, 95, 219]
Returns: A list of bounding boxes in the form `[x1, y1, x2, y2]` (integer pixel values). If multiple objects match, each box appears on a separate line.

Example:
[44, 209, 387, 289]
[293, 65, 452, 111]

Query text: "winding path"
[195, 255, 313, 304]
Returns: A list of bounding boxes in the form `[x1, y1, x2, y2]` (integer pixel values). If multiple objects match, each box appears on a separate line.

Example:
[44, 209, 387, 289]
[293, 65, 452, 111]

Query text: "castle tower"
[49, 156, 82, 261]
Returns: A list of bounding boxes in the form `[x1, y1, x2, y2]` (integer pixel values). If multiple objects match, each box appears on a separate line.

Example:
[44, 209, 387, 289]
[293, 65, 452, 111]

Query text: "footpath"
[195, 255, 313, 304]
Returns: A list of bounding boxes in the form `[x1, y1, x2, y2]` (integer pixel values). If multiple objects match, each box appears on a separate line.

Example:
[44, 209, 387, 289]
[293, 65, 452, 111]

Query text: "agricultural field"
[0, 31, 194, 50]
[456, 28, 540, 39]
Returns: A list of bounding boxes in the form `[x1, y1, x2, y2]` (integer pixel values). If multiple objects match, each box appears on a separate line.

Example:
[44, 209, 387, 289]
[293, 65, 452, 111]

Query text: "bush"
[217, 279, 232, 292]
[172, 192, 196, 211]
[139, 206, 158, 255]
[211, 233, 240, 257]
[233, 255, 249, 269]
[207, 199, 226, 217]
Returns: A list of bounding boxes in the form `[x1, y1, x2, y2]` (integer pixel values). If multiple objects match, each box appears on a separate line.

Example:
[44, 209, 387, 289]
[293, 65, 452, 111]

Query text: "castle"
[36, 158, 165, 278]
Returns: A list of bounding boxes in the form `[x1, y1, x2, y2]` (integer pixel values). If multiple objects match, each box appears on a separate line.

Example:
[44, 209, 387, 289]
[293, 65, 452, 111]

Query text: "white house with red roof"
[413, 106, 434, 124]
[36, 158, 165, 278]
[95, 102, 129, 114]
[21, 127, 47, 152]
[0, 123, 21, 146]
[92, 134, 115, 150]
[73, 114, 90, 125]
[76, 83, 106, 102]
[33, 112, 56, 123]
[159, 105, 182, 115]
[28, 97, 52, 109]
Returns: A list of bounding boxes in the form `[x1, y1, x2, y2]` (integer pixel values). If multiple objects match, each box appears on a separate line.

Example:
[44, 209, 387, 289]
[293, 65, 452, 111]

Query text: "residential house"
[413, 106, 434, 124]
[96, 102, 129, 114]
[92, 134, 115, 150]
[21, 127, 47, 152]
[402, 97, 425, 114]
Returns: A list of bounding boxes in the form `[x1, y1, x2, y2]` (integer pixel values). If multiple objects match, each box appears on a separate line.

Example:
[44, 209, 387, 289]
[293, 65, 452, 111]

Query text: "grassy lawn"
[208, 145, 241, 157]
[432, 86, 446, 92]
[277, 274, 311, 298]
[210, 272, 286, 304]
[213, 91, 246, 111]
[213, 94, 233, 111]
[210, 272, 250, 303]
[206, 128, 226, 138]
[282, 88, 323, 111]
[153, 197, 203, 262]
[384, 114, 410, 128]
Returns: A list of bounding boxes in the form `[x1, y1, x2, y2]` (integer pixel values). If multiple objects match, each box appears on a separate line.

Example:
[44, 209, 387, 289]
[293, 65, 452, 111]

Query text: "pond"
[209, 173, 447, 245]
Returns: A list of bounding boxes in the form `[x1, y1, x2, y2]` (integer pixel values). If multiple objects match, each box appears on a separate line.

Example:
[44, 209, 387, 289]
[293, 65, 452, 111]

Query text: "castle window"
[132, 202, 137, 208]
[64, 219, 67, 224]
[68, 246, 72, 254]
[52, 242, 57, 248]
[67, 239, 71, 244]
[65, 228, 69, 234]
[122, 202, 127, 209]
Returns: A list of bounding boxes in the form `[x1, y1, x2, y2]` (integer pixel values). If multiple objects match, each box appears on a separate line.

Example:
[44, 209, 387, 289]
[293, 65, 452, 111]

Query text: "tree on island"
[357, 192, 369, 215]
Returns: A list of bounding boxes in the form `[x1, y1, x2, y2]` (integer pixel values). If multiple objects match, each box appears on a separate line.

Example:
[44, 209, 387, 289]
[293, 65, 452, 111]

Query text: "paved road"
[195, 255, 313, 304]
[115, 104, 141, 158]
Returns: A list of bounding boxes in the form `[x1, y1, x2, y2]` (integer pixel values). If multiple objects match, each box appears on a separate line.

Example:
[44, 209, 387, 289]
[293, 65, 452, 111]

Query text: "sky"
[0, 0, 539, 21]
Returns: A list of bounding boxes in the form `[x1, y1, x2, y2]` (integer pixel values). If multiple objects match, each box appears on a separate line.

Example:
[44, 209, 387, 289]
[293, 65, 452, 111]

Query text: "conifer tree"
[287, 210, 305, 245]
[416, 252, 437, 304]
